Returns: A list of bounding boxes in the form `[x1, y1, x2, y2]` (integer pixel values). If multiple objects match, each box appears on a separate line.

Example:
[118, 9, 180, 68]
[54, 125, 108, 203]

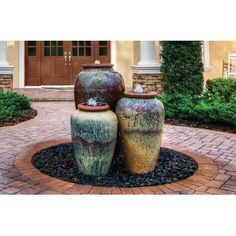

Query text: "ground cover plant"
[158, 78, 236, 133]
[0, 92, 36, 126]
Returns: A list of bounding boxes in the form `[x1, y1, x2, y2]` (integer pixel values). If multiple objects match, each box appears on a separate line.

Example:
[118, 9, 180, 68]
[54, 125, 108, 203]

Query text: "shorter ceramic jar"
[71, 102, 118, 176]
[116, 91, 165, 174]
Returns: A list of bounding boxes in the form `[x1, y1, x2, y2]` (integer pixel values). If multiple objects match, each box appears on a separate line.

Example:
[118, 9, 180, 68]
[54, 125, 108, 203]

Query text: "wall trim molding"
[203, 41, 212, 72]
[111, 41, 117, 69]
[19, 41, 25, 88]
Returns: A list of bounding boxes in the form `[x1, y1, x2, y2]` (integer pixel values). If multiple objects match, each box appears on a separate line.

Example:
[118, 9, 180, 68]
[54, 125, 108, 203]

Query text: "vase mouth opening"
[82, 64, 114, 69]
[77, 102, 110, 112]
[124, 90, 157, 99]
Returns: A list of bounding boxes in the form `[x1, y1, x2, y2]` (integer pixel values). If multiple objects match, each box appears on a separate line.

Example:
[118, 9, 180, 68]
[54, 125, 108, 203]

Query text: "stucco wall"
[116, 41, 161, 88]
[204, 41, 236, 80]
[115, 41, 135, 88]
[7, 41, 19, 88]
[8, 40, 232, 89]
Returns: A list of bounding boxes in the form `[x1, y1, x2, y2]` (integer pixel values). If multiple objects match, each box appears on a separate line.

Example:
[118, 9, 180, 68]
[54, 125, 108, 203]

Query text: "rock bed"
[32, 143, 198, 187]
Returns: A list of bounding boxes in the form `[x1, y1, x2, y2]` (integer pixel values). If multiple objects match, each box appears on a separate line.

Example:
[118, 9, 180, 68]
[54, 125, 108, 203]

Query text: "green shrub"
[157, 93, 236, 126]
[160, 41, 204, 95]
[0, 92, 31, 122]
[206, 78, 236, 102]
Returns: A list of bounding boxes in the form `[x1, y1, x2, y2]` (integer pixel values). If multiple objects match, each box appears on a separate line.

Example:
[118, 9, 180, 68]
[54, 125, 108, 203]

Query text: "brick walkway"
[0, 102, 236, 194]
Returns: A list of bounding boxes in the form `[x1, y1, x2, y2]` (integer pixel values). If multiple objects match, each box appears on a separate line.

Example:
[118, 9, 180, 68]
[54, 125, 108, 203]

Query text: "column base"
[0, 74, 13, 92]
[0, 64, 14, 74]
[131, 64, 161, 74]
[132, 73, 163, 94]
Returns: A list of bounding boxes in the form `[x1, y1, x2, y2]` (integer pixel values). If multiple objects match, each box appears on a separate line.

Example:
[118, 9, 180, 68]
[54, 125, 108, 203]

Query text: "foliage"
[160, 41, 204, 95]
[0, 92, 31, 122]
[206, 78, 236, 102]
[157, 93, 236, 126]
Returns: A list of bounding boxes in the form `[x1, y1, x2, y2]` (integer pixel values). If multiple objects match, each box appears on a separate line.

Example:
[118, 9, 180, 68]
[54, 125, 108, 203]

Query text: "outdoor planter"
[116, 90, 165, 174]
[74, 64, 125, 111]
[70, 101, 118, 176]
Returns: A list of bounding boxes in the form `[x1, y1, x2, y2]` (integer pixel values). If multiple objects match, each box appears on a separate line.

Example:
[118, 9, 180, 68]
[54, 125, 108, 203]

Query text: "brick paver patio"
[0, 102, 236, 194]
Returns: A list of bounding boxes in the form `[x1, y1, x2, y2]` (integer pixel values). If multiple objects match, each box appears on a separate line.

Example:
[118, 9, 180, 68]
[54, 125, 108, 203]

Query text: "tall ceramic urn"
[71, 101, 118, 176]
[74, 64, 125, 111]
[116, 90, 165, 174]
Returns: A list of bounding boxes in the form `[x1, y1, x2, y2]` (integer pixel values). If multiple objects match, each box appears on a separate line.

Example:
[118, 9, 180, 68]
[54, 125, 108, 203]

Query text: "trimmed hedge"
[160, 41, 204, 95]
[206, 78, 236, 102]
[157, 93, 236, 126]
[0, 92, 31, 122]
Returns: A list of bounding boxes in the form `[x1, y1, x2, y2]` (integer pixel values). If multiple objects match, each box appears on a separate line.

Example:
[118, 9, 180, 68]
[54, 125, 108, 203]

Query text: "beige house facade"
[0, 41, 236, 92]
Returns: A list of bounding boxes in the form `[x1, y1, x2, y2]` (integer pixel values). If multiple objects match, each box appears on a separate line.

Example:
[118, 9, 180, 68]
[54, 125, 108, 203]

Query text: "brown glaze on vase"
[74, 64, 125, 111]
[116, 91, 165, 174]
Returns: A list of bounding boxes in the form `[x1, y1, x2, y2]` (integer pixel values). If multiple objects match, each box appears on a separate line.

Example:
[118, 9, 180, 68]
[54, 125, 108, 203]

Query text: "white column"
[202, 41, 212, 72]
[132, 41, 160, 74]
[0, 41, 14, 74]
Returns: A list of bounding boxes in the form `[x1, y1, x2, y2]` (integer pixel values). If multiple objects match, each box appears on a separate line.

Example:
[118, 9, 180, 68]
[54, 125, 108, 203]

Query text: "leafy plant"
[0, 92, 31, 122]
[206, 78, 236, 102]
[157, 93, 236, 126]
[160, 41, 204, 95]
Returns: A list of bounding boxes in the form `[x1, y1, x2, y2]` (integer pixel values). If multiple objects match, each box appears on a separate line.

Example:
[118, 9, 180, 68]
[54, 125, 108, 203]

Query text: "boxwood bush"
[0, 92, 31, 122]
[206, 78, 236, 102]
[157, 93, 236, 126]
[160, 41, 204, 95]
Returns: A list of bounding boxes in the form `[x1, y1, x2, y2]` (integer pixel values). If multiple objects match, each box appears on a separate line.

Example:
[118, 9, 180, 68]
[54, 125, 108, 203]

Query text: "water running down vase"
[71, 102, 118, 176]
[116, 91, 165, 174]
[74, 64, 125, 111]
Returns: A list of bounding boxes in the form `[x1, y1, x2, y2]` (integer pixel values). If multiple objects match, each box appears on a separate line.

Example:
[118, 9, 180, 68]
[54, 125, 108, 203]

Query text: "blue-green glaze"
[71, 109, 118, 176]
[115, 97, 165, 174]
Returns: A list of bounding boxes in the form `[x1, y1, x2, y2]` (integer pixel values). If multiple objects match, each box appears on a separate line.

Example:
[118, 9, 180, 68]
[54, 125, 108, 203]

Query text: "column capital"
[0, 65, 14, 74]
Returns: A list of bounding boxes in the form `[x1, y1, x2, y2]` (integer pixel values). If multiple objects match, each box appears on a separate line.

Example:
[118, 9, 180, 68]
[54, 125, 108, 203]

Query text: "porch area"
[13, 88, 74, 101]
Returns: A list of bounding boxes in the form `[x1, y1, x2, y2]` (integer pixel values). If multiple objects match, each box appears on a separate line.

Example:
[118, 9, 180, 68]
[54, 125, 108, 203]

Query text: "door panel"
[41, 41, 69, 85]
[95, 41, 111, 63]
[69, 41, 97, 84]
[25, 41, 111, 86]
[25, 41, 41, 86]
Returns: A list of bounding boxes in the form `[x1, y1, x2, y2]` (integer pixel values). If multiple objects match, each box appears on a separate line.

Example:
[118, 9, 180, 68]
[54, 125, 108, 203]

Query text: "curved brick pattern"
[0, 102, 236, 194]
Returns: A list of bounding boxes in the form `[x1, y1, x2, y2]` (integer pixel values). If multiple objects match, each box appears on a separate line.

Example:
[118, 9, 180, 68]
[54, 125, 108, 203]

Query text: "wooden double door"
[25, 41, 111, 86]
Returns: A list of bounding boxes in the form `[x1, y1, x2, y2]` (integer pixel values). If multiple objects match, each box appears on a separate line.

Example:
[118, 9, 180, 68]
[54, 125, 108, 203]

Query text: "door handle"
[64, 52, 67, 66]
[68, 51, 72, 66]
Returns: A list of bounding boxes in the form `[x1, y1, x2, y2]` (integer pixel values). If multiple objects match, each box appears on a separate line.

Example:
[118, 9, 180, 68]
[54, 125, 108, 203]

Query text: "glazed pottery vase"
[116, 91, 165, 174]
[74, 64, 125, 111]
[71, 102, 118, 176]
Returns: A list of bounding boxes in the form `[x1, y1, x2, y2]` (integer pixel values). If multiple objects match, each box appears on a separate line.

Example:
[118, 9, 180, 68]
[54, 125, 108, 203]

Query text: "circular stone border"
[14, 139, 219, 194]
[31, 143, 198, 187]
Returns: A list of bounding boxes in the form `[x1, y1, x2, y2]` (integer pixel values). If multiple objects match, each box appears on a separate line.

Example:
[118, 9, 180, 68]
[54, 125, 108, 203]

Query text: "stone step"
[13, 88, 74, 102]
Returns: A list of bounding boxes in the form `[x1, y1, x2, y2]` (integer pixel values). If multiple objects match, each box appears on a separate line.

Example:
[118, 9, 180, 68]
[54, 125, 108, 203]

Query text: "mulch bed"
[32, 143, 198, 187]
[165, 118, 236, 134]
[0, 109, 37, 127]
